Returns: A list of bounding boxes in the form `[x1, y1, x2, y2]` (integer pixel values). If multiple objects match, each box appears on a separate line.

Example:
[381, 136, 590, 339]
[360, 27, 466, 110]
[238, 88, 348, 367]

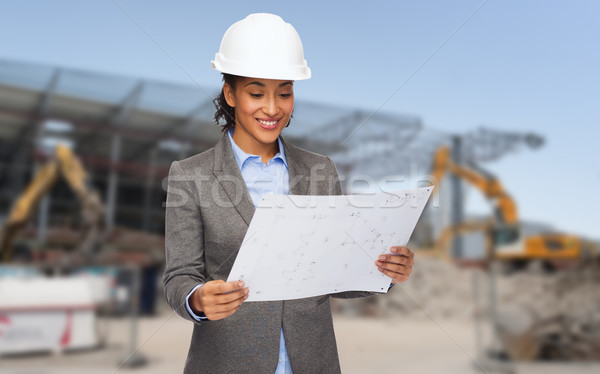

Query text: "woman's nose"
[262, 95, 278, 116]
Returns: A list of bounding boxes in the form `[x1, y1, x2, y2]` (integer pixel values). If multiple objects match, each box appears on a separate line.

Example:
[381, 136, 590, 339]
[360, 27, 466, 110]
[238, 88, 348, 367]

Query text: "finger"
[377, 266, 411, 283]
[391, 246, 413, 258]
[217, 294, 247, 310]
[205, 280, 245, 295]
[378, 254, 412, 266]
[384, 254, 415, 270]
[378, 254, 410, 265]
[376, 261, 410, 274]
[376, 260, 412, 276]
[217, 280, 245, 294]
[201, 280, 223, 296]
[205, 294, 247, 315]
[214, 288, 248, 304]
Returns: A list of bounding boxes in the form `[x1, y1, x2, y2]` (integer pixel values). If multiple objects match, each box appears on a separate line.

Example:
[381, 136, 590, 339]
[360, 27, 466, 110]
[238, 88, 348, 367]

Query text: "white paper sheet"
[227, 186, 433, 301]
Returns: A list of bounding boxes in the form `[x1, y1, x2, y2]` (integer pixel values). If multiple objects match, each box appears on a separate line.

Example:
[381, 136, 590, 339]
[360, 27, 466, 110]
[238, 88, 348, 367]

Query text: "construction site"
[0, 56, 598, 373]
[0, 3, 599, 373]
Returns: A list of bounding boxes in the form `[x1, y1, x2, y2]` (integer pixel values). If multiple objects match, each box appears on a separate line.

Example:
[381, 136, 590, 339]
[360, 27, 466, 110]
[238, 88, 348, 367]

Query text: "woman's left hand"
[375, 246, 414, 284]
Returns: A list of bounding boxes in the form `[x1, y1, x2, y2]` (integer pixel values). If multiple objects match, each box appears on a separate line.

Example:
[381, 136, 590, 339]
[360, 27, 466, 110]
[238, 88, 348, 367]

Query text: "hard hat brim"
[211, 55, 311, 81]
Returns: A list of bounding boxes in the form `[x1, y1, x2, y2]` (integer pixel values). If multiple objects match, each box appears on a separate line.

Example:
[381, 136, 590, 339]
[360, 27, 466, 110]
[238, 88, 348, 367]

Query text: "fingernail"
[391, 247, 398, 253]
[376, 261, 382, 266]
[379, 255, 386, 260]
[239, 281, 245, 287]
[244, 289, 249, 295]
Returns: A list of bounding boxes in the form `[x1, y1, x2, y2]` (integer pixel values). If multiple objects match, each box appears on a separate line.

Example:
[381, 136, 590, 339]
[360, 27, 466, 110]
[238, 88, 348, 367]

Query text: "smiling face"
[224, 76, 294, 157]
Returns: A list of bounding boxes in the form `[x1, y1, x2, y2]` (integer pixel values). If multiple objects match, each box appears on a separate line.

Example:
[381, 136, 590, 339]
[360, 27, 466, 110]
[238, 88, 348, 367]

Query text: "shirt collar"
[227, 128, 288, 170]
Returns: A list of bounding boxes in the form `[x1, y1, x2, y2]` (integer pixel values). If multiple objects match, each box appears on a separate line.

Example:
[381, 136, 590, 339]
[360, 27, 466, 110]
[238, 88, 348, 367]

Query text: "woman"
[163, 13, 415, 374]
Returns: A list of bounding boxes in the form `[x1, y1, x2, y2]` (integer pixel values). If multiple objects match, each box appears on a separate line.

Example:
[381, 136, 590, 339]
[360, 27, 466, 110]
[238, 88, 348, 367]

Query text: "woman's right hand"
[190, 280, 249, 321]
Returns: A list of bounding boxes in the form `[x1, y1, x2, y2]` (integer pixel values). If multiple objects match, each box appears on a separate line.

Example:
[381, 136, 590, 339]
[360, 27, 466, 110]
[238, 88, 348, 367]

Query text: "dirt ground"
[1, 302, 599, 374]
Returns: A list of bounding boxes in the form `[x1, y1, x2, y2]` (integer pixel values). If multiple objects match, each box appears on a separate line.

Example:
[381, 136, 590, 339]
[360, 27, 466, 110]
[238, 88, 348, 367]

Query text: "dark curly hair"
[213, 73, 293, 133]
[213, 73, 238, 133]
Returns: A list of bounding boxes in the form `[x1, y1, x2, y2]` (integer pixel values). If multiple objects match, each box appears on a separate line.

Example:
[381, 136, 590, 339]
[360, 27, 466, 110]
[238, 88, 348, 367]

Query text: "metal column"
[34, 69, 61, 242]
[104, 82, 144, 231]
[142, 147, 157, 231]
[450, 136, 464, 258]
[105, 134, 122, 231]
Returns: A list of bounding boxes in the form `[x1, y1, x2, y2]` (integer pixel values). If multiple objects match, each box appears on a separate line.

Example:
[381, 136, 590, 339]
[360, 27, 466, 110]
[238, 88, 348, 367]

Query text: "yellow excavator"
[431, 145, 597, 267]
[0, 144, 105, 263]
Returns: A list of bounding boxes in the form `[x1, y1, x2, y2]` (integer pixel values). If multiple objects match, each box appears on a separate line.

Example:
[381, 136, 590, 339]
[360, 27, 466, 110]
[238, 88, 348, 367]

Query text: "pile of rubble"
[333, 254, 483, 319]
[495, 263, 600, 360]
[333, 253, 600, 360]
[383, 255, 482, 319]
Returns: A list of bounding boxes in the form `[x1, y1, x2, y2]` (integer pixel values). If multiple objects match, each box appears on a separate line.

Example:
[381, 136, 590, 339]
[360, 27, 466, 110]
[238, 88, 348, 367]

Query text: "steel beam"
[0, 106, 214, 150]
[105, 82, 144, 231]
[4, 69, 61, 200]
[450, 136, 464, 258]
[142, 147, 157, 231]
[123, 97, 213, 162]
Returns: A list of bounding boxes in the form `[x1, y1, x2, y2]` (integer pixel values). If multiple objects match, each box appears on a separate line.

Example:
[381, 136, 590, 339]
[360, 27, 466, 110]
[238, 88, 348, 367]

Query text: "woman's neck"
[231, 128, 279, 165]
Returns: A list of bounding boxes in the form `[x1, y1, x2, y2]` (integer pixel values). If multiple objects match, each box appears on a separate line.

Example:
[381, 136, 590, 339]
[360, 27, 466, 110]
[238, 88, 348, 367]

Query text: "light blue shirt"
[185, 129, 292, 373]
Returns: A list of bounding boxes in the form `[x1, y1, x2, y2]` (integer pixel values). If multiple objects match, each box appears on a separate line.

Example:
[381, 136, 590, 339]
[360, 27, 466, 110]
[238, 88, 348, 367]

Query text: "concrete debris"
[331, 255, 481, 319]
[496, 264, 600, 360]
[332, 253, 600, 360]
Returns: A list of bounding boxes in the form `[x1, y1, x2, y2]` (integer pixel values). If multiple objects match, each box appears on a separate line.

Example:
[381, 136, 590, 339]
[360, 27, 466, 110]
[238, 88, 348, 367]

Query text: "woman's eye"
[249, 93, 263, 98]
[280, 93, 292, 98]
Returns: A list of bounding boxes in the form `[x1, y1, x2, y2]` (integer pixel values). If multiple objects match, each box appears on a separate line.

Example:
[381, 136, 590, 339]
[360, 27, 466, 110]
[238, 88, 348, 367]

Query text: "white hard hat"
[211, 13, 311, 80]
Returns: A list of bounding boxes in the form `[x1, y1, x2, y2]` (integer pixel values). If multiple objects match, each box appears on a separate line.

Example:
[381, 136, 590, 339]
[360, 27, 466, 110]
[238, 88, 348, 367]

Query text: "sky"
[0, 0, 598, 239]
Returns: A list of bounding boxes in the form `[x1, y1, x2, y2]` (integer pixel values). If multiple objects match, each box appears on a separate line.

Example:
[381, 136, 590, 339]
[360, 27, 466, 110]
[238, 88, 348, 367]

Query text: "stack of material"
[495, 263, 600, 360]
[333, 254, 484, 319]
[384, 255, 482, 320]
[333, 254, 600, 360]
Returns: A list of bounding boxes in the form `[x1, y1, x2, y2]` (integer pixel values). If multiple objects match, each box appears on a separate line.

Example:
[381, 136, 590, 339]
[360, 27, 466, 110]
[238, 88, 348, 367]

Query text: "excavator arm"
[432, 146, 518, 226]
[431, 146, 520, 257]
[0, 161, 60, 262]
[0, 145, 104, 263]
[55, 145, 105, 256]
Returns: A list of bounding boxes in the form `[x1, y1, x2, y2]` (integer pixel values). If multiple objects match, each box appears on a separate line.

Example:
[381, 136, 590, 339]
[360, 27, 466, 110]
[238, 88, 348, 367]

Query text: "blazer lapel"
[211, 133, 311, 226]
[212, 133, 256, 226]
[280, 136, 310, 195]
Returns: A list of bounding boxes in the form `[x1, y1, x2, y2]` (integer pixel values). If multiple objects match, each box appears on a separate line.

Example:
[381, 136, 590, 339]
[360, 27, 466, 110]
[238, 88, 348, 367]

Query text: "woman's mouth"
[256, 118, 279, 130]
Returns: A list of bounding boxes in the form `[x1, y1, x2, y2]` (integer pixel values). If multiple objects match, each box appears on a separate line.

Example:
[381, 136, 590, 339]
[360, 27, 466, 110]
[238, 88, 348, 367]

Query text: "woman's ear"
[223, 83, 236, 107]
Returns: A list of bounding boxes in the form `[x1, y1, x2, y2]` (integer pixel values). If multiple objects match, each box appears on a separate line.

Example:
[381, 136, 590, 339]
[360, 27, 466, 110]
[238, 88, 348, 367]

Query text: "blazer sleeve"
[326, 157, 377, 300]
[163, 160, 207, 323]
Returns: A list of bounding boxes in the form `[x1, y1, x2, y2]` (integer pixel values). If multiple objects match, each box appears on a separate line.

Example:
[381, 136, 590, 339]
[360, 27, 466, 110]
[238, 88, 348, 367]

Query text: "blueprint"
[227, 186, 433, 301]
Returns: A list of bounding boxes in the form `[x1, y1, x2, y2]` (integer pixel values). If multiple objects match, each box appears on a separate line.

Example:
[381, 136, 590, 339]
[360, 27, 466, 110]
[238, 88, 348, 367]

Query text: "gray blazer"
[163, 132, 372, 374]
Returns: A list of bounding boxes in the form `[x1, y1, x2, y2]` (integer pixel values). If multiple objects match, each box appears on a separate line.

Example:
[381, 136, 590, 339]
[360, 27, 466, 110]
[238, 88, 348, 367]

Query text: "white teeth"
[257, 119, 277, 126]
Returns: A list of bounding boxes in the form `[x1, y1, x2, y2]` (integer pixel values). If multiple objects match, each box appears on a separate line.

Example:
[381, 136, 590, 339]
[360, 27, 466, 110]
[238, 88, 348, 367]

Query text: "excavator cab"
[493, 225, 520, 247]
